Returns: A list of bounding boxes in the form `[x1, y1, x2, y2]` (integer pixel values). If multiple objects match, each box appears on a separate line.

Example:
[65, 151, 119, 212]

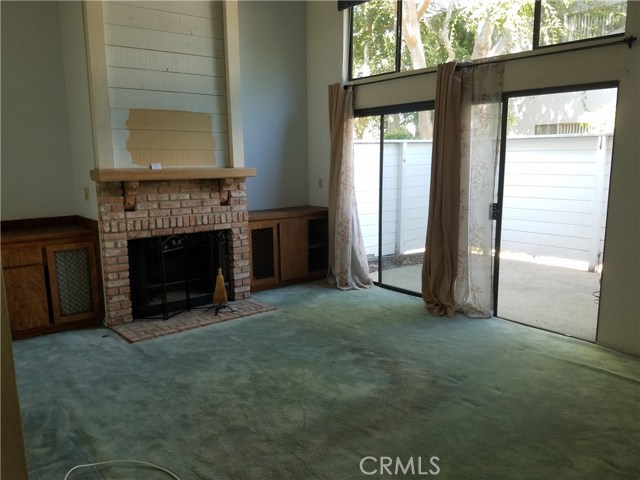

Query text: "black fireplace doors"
[129, 230, 230, 319]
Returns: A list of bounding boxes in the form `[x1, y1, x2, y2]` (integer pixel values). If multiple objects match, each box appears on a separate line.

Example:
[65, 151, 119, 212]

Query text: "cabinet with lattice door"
[248, 207, 328, 291]
[1, 217, 102, 338]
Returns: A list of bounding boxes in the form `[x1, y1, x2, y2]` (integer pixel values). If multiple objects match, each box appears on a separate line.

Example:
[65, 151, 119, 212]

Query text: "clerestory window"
[349, 0, 627, 80]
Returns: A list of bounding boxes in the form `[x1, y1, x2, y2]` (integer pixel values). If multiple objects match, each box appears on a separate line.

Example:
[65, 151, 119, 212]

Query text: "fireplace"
[129, 230, 230, 319]
[91, 172, 253, 326]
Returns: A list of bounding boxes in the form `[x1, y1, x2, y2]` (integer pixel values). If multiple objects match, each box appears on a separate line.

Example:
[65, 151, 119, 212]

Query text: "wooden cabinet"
[249, 207, 328, 291]
[1, 217, 102, 338]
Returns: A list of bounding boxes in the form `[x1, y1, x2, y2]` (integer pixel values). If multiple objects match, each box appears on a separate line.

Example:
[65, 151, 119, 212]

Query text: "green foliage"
[540, 0, 627, 45]
[352, 0, 398, 77]
[351, 0, 627, 138]
[353, 0, 627, 77]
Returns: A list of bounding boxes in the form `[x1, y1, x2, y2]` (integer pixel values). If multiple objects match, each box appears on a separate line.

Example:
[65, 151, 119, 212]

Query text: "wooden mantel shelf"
[90, 167, 256, 182]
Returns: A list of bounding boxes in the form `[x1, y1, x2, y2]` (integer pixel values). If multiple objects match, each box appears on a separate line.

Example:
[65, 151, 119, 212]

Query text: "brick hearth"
[96, 178, 250, 326]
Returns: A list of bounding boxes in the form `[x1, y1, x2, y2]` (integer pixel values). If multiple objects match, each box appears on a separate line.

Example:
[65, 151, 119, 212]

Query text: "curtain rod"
[344, 35, 637, 90]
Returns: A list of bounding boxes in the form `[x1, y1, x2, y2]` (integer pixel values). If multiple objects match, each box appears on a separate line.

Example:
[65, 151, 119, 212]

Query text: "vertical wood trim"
[0, 268, 29, 480]
[83, 1, 115, 168]
[222, 1, 245, 168]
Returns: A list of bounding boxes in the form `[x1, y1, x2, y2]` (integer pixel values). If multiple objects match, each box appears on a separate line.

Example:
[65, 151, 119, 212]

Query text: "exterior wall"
[102, 1, 228, 168]
[508, 89, 618, 136]
[96, 178, 250, 326]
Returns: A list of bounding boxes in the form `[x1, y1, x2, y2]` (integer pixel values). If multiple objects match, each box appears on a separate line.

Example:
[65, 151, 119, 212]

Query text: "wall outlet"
[318, 177, 323, 189]
[83, 187, 90, 201]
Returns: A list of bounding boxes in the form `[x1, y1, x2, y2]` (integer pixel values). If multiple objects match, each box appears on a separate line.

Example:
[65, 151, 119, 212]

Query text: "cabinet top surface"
[1, 218, 96, 245]
[249, 206, 328, 222]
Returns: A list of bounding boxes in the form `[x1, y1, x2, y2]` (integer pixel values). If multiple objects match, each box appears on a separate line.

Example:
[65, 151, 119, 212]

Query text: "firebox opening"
[128, 230, 231, 320]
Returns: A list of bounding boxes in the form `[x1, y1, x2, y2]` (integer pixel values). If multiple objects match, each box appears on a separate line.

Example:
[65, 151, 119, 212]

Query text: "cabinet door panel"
[250, 222, 279, 289]
[46, 242, 100, 324]
[279, 219, 308, 281]
[3, 266, 50, 331]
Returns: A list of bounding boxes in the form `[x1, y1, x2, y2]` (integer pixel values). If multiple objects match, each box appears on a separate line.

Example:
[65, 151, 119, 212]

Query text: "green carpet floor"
[12, 281, 640, 479]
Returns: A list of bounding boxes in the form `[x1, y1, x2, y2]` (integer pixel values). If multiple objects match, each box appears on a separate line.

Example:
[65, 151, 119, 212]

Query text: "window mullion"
[348, 6, 355, 80]
[533, 0, 542, 49]
[395, 0, 403, 73]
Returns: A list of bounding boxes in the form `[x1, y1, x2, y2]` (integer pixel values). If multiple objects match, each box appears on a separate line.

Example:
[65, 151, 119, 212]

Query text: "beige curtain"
[455, 63, 504, 317]
[422, 62, 504, 317]
[327, 84, 372, 290]
[422, 63, 463, 316]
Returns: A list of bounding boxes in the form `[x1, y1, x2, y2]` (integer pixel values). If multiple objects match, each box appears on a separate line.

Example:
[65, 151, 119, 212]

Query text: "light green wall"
[305, 2, 639, 355]
[59, 1, 98, 220]
[1, 1, 76, 220]
[238, 1, 309, 211]
[1, 1, 97, 221]
[306, 1, 345, 207]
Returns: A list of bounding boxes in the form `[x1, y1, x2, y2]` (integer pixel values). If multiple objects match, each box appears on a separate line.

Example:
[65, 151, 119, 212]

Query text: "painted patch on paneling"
[126, 109, 216, 167]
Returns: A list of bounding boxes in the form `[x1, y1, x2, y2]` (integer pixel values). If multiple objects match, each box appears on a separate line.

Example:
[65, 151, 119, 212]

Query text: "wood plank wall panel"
[103, 1, 227, 168]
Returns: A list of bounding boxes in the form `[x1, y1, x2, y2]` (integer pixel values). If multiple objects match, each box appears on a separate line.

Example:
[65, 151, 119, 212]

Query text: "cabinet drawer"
[2, 246, 43, 268]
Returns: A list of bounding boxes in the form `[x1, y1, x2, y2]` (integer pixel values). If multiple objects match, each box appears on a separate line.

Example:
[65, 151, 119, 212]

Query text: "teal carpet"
[13, 281, 640, 479]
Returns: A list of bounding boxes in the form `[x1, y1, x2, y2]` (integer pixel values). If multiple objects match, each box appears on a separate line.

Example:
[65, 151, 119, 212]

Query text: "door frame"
[492, 81, 620, 324]
[354, 101, 434, 297]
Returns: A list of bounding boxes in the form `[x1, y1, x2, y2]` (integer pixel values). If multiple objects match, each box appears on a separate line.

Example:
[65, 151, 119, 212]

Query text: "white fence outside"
[354, 135, 612, 271]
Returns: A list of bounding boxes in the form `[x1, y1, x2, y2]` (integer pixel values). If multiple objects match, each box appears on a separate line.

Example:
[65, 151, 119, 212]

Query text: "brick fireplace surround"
[95, 177, 250, 326]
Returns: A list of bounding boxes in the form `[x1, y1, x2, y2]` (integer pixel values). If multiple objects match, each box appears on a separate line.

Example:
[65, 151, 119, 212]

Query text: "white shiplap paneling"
[108, 88, 226, 114]
[103, 2, 222, 39]
[105, 24, 223, 57]
[103, 1, 226, 167]
[105, 46, 224, 77]
[117, 1, 221, 19]
[107, 67, 224, 96]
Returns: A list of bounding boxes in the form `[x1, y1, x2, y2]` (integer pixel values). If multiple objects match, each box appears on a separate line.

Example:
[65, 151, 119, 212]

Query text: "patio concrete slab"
[371, 259, 601, 341]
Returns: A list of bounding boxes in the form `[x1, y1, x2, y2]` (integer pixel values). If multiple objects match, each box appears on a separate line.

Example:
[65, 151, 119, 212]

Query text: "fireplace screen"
[129, 231, 230, 319]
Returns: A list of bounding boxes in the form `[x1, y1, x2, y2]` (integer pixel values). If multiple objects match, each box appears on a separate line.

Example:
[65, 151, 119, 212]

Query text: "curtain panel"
[455, 63, 504, 317]
[327, 84, 373, 290]
[422, 63, 463, 316]
[422, 62, 504, 317]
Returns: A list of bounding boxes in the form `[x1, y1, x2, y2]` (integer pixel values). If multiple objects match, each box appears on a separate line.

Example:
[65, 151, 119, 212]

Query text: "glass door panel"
[496, 87, 617, 341]
[353, 115, 381, 284]
[379, 110, 433, 293]
[354, 108, 434, 295]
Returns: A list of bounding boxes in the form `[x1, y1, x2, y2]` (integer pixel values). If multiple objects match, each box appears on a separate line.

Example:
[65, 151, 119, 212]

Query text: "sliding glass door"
[353, 105, 434, 295]
[494, 85, 618, 341]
